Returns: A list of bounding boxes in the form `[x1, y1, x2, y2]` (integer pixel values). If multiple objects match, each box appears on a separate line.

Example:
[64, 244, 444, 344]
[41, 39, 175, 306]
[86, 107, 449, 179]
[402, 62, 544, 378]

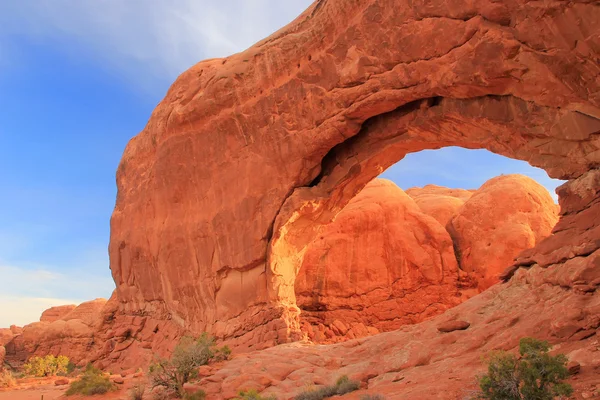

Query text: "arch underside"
[268, 95, 600, 327]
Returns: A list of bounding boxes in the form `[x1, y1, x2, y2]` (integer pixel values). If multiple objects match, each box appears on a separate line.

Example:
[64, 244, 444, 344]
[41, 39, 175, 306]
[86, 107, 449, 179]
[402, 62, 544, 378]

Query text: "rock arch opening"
[267, 95, 600, 343]
[293, 147, 563, 343]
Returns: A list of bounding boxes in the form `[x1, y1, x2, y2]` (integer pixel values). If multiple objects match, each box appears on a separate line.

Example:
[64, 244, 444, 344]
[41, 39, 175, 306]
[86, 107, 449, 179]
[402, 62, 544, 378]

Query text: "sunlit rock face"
[448, 175, 559, 291]
[3, 299, 107, 367]
[406, 185, 474, 227]
[295, 175, 560, 342]
[296, 179, 461, 342]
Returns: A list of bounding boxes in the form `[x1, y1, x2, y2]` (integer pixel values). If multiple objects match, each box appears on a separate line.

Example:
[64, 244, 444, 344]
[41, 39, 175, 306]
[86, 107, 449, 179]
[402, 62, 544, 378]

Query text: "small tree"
[23, 355, 70, 377]
[149, 333, 230, 398]
[477, 337, 573, 400]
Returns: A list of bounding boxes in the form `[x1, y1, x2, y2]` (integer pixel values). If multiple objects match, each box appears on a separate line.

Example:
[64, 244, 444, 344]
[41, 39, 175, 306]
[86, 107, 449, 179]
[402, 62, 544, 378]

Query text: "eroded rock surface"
[105, 0, 600, 355]
[406, 185, 473, 227]
[40, 305, 77, 323]
[4, 299, 107, 367]
[0, 0, 591, 376]
[449, 175, 559, 290]
[296, 179, 461, 342]
[196, 264, 600, 400]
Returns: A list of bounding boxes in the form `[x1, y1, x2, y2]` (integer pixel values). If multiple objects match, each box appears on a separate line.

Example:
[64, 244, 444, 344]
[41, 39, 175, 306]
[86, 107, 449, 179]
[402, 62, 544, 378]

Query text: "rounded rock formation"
[296, 179, 461, 341]
[10, 299, 107, 365]
[448, 175, 559, 290]
[406, 185, 474, 227]
[40, 305, 77, 323]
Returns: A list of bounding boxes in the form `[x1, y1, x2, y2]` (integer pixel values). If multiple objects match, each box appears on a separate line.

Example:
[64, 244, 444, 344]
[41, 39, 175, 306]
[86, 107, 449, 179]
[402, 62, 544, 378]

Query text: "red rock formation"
[33, 0, 594, 370]
[406, 184, 474, 202]
[296, 179, 461, 341]
[0, 329, 13, 347]
[406, 184, 473, 227]
[40, 305, 76, 323]
[0, 345, 5, 368]
[195, 259, 600, 399]
[449, 175, 559, 290]
[4, 299, 107, 367]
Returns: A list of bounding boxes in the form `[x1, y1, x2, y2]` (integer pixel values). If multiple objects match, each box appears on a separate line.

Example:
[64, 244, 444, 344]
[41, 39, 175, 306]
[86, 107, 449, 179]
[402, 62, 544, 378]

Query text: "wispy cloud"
[0, 264, 114, 327]
[0, 1, 312, 88]
[0, 296, 84, 328]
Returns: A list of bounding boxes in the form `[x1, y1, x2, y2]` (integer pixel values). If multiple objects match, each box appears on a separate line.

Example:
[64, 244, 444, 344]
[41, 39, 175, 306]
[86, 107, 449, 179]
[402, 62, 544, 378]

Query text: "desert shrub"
[23, 354, 70, 377]
[0, 370, 16, 388]
[360, 395, 386, 400]
[214, 345, 232, 362]
[149, 333, 229, 398]
[66, 364, 115, 396]
[476, 337, 573, 400]
[129, 384, 146, 400]
[64, 360, 77, 376]
[235, 388, 277, 400]
[183, 389, 207, 400]
[294, 375, 360, 400]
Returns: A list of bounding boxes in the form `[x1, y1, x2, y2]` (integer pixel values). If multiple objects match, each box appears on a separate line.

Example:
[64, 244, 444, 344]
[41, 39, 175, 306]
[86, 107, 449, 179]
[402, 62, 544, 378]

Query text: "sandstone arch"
[108, 0, 600, 359]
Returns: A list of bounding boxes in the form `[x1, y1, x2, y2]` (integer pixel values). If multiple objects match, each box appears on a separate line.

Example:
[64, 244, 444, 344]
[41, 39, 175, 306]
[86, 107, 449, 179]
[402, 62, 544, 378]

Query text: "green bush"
[235, 388, 277, 400]
[477, 337, 573, 400]
[183, 389, 207, 400]
[0, 370, 16, 388]
[129, 383, 145, 400]
[23, 355, 70, 377]
[149, 333, 230, 398]
[294, 375, 360, 400]
[66, 364, 115, 396]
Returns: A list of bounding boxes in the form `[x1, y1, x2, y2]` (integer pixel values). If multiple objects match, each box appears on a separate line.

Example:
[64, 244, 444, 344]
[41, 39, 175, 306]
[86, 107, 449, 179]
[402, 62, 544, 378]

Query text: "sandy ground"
[0, 384, 66, 400]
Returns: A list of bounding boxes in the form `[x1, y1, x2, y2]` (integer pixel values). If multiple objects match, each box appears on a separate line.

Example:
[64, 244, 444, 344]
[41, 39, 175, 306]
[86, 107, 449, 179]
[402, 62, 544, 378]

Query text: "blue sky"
[0, 1, 562, 327]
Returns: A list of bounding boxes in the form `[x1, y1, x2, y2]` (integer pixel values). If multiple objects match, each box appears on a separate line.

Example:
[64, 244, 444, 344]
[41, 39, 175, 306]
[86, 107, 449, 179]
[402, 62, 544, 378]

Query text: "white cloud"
[0, 264, 114, 327]
[0, 1, 313, 89]
[0, 295, 84, 328]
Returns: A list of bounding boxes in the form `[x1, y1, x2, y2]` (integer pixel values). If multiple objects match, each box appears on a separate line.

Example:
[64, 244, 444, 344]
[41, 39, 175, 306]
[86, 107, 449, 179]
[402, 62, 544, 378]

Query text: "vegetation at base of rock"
[129, 383, 146, 400]
[235, 388, 277, 400]
[294, 375, 360, 400]
[476, 337, 573, 400]
[148, 333, 230, 398]
[23, 354, 71, 377]
[183, 389, 207, 400]
[360, 395, 386, 400]
[0, 370, 16, 388]
[66, 364, 115, 396]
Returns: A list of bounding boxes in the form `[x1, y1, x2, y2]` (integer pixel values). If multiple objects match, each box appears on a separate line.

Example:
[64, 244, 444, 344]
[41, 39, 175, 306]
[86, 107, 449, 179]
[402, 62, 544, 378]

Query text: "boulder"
[448, 175, 559, 291]
[567, 360, 581, 375]
[406, 185, 474, 227]
[13, 299, 108, 364]
[40, 305, 77, 323]
[437, 320, 471, 333]
[0, 329, 13, 347]
[296, 179, 462, 341]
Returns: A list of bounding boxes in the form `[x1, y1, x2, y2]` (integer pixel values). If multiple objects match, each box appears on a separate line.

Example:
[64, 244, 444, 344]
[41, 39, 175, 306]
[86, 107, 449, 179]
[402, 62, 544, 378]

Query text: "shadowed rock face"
[94, 0, 598, 366]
